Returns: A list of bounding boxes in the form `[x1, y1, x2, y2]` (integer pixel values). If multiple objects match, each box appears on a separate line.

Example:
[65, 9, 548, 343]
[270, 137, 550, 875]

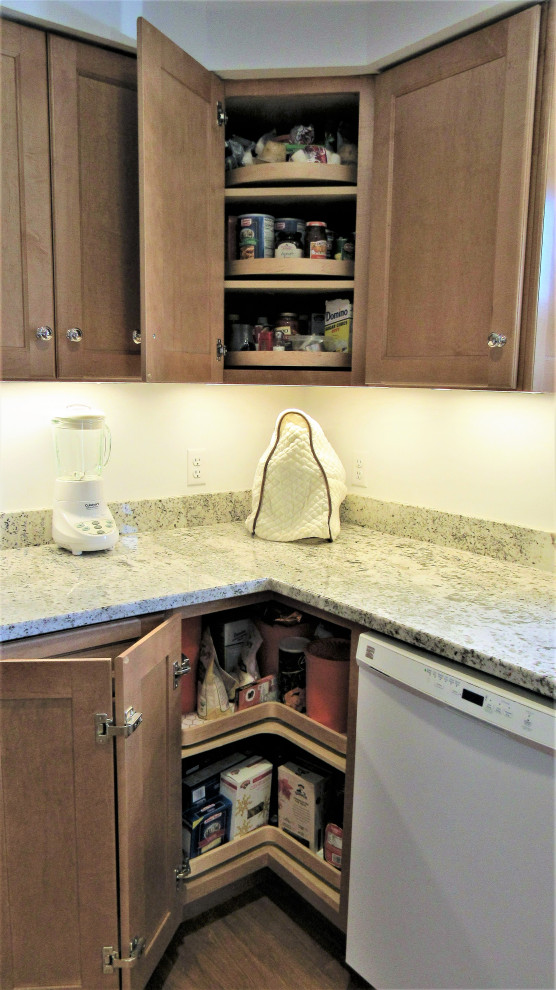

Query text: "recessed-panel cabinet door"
[113, 613, 182, 989]
[49, 35, 141, 380]
[0, 21, 55, 380]
[137, 18, 225, 383]
[0, 658, 119, 990]
[366, 7, 540, 389]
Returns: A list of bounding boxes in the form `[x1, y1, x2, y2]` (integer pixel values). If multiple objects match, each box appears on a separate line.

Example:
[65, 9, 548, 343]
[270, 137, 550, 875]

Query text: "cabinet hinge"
[216, 101, 228, 127]
[175, 859, 191, 886]
[102, 936, 145, 973]
[173, 654, 191, 689]
[95, 706, 143, 744]
[216, 338, 227, 361]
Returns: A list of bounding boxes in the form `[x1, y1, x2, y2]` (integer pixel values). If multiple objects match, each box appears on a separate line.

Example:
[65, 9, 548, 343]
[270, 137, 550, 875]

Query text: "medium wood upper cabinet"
[0, 20, 141, 381]
[49, 36, 141, 380]
[365, 6, 542, 389]
[1, 21, 55, 379]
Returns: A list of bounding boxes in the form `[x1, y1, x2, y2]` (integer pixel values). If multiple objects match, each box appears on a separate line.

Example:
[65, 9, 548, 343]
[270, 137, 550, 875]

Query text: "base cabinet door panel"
[365, 6, 541, 388]
[0, 658, 120, 990]
[114, 613, 183, 989]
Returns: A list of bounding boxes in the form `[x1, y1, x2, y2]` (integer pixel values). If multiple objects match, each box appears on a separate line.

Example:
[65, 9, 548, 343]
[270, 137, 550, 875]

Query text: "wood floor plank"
[146, 878, 368, 990]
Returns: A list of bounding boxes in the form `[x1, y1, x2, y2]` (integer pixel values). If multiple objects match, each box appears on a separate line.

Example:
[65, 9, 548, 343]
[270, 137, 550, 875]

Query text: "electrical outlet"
[187, 449, 206, 486]
[352, 450, 367, 487]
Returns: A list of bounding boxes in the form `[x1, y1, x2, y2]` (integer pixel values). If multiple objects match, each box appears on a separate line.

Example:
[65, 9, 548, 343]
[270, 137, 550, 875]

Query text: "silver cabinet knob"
[487, 333, 507, 348]
[35, 326, 53, 341]
[132, 330, 141, 345]
[66, 327, 83, 343]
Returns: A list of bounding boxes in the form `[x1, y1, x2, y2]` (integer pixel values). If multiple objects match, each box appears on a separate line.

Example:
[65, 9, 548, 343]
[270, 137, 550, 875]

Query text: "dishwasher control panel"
[357, 632, 555, 751]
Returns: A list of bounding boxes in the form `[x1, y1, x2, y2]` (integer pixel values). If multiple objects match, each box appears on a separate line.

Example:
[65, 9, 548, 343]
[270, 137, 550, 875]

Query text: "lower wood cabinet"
[0, 595, 361, 989]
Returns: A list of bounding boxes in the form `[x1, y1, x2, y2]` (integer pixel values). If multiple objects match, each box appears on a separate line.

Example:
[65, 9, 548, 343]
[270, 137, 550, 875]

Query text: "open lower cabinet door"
[137, 17, 225, 383]
[113, 613, 183, 989]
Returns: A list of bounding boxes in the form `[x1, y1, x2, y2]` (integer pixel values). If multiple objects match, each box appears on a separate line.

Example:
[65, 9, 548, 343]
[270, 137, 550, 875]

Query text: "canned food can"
[237, 214, 275, 259]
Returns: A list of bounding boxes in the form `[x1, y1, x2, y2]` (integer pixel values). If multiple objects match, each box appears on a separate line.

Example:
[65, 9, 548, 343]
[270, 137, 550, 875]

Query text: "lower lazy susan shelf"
[225, 351, 351, 369]
[182, 825, 343, 926]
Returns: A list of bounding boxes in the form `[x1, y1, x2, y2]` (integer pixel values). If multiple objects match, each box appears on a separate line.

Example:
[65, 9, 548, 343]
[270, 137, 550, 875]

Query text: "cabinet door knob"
[487, 332, 507, 348]
[132, 330, 141, 345]
[35, 325, 53, 341]
[66, 327, 83, 343]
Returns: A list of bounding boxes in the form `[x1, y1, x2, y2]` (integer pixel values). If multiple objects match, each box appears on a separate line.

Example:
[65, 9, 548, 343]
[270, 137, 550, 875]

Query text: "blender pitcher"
[51, 405, 118, 555]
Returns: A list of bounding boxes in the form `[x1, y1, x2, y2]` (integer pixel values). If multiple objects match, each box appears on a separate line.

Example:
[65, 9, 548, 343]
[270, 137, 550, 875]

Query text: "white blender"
[51, 405, 118, 555]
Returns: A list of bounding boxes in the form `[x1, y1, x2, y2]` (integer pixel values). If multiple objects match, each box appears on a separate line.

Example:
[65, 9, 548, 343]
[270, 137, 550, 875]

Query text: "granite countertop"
[0, 522, 554, 698]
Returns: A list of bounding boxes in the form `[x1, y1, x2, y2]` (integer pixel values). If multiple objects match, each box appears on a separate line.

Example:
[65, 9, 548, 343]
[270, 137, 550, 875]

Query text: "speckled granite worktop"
[1, 522, 554, 699]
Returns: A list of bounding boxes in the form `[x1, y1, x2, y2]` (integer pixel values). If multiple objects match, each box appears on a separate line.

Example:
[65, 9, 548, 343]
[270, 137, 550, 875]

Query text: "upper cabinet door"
[113, 613, 183, 989]
[366, 7, 541, 389]
[0, 21, 55, 380]
[49, 35, 141, 380]
[137, 18, 225, 383]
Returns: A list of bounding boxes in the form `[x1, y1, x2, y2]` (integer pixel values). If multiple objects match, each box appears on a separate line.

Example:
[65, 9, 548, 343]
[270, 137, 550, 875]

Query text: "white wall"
[1, 0, 525, 71]
[1, 382, 554, 532]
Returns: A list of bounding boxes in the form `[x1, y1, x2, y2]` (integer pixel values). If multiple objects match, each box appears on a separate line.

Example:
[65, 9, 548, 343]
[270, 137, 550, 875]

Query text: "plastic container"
[305, 637, 350, 732]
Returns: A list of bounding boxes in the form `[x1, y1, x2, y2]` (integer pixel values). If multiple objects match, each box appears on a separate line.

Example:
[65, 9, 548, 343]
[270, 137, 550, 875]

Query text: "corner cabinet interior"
[0, 595, 361, 989]
[220, 79, 373, 386]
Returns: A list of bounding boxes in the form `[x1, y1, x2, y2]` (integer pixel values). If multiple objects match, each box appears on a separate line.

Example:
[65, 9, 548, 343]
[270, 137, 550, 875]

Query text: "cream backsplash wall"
[0, 382, 554, 532]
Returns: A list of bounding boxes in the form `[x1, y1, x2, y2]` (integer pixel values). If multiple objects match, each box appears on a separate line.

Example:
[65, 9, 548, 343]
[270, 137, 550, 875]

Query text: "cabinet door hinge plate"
[175, 858, 191, 887]
[102, 935, 145, 972]
[216, 101, 228, 126]
[173, 655, 191, 689]
[95, 706, 143, 744]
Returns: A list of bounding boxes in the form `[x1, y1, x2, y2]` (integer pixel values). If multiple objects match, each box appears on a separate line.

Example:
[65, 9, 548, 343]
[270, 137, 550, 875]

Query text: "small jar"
[326, 229, 336, 259]
[274, 218, 305, 258]
[305, 221, 327, 259]
[275, 312, 299, 336]
[273, 328, 288, 351]
[335, 234, 355, 260]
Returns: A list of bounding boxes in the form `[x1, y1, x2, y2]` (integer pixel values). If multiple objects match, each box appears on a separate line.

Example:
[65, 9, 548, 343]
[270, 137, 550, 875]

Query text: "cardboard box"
[236, 674, 278, 710]
[182, 751, 246, 809]
[182, 795, 232, 859]
[220, 756, 272, 839]
[323, 298, 352, 352]
[277, 761, 328, 852]
[210, 617, 253, 673]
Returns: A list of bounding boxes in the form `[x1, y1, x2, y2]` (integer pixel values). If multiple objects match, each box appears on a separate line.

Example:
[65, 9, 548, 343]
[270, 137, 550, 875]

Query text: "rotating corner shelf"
[225, 163, 357, 187]
[225, 259, 354, 278]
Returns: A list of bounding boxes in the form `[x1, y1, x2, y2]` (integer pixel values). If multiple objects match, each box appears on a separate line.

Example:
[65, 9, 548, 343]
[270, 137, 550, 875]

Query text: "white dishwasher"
[346, 631, 555, 990]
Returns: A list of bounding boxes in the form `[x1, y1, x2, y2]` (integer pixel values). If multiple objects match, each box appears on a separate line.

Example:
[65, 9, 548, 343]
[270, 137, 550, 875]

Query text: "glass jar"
[274, 218, 305, 258]
[305, 221, 327, 259]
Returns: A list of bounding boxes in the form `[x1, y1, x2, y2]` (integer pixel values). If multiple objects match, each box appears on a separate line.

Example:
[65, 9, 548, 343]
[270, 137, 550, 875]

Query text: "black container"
[278, 636, 310, 712]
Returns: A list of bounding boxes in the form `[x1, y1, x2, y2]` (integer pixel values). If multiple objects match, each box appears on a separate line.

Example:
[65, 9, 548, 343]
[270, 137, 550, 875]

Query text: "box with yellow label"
[323, 298, 353, 352]
[220, 756, 272, 839]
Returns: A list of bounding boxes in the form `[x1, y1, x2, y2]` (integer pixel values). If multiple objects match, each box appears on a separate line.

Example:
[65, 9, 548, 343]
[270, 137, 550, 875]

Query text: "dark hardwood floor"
[146, 875, 370, 990]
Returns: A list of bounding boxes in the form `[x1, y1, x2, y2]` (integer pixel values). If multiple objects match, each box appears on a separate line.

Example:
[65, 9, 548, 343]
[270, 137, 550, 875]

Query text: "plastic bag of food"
[197, 627, 234, 719]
